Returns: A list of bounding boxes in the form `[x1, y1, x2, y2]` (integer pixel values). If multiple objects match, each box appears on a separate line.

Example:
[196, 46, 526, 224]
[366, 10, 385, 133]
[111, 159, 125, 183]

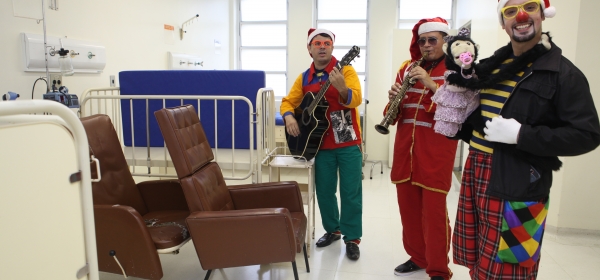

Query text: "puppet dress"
[431, 70, 479, 137]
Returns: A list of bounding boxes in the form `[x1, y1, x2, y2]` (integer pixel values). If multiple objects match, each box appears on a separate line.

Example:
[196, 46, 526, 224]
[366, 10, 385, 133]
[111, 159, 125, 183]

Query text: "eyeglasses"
[310, 40, 333, 48]
[501, 0, 541, 19]
[417, 37, 439, 47]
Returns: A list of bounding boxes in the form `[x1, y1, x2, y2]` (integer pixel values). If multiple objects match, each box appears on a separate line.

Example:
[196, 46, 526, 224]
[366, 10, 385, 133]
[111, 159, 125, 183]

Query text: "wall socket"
[110, 75, 116, 87]
[49, 73, 62, 91]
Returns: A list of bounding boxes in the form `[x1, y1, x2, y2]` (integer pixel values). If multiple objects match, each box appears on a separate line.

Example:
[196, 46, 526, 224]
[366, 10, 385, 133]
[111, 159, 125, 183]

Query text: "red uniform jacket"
[385, 59, 458, 193]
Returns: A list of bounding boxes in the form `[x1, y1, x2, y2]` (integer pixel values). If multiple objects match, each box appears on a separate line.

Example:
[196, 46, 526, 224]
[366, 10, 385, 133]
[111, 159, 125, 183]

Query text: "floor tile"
[542, 241, 600, 266]
[535, 254, 573, 280]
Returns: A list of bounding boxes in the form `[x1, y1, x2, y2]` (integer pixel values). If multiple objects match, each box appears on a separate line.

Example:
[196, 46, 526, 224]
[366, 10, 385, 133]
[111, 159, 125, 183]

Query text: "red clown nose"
[516, 9, 530, 22]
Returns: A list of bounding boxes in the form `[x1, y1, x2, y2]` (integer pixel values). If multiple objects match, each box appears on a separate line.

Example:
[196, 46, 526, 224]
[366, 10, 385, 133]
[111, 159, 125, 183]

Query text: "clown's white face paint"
[502, 0, 546, 55]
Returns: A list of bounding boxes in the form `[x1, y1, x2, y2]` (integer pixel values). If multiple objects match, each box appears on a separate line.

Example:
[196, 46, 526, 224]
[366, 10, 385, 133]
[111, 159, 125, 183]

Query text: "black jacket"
[456, 42, 600, 201]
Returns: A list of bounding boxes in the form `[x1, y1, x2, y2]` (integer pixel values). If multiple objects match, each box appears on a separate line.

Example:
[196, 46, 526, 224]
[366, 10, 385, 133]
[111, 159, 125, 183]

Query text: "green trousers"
[314, 145, 363, 241]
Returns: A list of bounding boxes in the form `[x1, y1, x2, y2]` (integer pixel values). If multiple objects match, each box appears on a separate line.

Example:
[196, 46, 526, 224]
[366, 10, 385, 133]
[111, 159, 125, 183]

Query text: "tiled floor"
[101, 166, 600, 280]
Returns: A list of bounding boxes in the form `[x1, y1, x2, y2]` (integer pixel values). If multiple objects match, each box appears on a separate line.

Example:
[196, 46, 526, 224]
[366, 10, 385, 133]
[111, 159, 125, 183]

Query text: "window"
[238, 0, 287, 97]
[317, 0, 369, 98]
[398, 0, 456, 29]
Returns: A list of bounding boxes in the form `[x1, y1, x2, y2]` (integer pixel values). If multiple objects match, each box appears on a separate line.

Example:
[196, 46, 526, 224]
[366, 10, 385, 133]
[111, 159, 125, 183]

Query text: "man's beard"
[512, 26, 536, 43]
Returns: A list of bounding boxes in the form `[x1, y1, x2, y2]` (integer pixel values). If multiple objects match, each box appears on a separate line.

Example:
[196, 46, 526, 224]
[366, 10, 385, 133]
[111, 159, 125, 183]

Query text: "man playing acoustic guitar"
[280, 28, 363, 260]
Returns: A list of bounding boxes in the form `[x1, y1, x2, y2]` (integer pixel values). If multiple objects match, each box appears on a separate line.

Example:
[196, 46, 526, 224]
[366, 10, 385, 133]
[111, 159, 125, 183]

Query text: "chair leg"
[367, 160, 383, 179]
[292, 261, 299, 280]
[204, 269, 212, 280]
[303, 243, 310, 272]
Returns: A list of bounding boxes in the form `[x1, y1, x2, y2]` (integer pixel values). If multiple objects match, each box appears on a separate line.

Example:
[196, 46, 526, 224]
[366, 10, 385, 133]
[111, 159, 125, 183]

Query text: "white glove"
[483, 116, 521, 144]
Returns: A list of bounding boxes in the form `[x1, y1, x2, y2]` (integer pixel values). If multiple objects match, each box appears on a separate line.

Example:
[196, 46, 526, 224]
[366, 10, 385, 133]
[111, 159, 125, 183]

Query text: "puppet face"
[443, 39, 479, 69]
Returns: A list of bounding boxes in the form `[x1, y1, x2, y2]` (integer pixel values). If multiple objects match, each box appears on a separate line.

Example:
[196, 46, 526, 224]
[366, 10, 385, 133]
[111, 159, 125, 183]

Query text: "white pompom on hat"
[307, 28, 335, 45]
[497, 0, 556, 25]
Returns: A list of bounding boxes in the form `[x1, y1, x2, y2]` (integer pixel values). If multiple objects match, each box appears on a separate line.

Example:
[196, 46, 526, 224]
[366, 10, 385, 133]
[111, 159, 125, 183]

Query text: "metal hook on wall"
[180, 14, 199, 40]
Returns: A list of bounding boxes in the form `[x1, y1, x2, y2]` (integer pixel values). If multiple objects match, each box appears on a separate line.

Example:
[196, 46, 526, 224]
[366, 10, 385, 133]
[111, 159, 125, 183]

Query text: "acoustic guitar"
[285, 46, 361, 161]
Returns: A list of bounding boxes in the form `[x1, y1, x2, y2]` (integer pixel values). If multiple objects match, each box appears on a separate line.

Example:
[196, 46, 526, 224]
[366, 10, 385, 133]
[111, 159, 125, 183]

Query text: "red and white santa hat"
[307, 28, 335, 45]
[497, 0, 556, 25]
[409, 17, 449, 61]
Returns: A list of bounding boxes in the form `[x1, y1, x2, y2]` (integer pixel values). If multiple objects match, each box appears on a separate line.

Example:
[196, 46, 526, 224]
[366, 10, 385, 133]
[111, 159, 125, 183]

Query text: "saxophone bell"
[374, 123, 390, 135]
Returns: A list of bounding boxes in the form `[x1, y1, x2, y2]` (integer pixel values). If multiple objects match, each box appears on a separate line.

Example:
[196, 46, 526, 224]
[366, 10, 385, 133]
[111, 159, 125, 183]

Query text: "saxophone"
[375, 52, 428, 135]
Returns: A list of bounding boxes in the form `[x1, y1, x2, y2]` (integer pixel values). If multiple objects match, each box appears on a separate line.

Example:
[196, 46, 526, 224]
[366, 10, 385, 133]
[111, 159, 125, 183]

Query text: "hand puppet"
[431, 28, 480, 137]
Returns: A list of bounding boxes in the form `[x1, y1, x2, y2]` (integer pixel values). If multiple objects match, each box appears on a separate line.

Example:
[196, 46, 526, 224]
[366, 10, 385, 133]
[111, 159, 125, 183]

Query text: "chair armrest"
[186, 208, 297, 270]
[137, 179, 189, 212]
[94, 205, 163, 279]
[228, 181, 304, 213]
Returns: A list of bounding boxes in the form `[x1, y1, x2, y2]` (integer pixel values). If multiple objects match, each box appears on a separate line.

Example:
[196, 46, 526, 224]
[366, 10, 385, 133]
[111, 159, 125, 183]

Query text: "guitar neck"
[308, 63, 344, 112]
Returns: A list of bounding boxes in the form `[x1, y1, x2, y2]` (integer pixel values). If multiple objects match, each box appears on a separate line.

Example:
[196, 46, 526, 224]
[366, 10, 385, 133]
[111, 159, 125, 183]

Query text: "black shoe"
[315, 232, 341, 247]
[394, 259, 423, 276]
[430, 277, 445, 280]
[345, 242, 360, 260]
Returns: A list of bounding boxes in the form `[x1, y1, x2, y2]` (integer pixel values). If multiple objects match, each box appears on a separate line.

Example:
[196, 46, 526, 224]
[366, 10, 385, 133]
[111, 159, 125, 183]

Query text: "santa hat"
[409, 17, 450, 61]
[307, 28, 335, 45]
[497, 0, 556, 25]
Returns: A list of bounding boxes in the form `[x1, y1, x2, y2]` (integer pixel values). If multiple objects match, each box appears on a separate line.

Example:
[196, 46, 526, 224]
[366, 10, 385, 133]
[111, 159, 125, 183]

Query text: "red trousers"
[397, 182, 452, 279]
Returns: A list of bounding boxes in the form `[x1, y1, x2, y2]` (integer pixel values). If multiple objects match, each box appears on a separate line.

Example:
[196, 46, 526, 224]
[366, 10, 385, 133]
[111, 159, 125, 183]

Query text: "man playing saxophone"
[385, 17, 457, 280]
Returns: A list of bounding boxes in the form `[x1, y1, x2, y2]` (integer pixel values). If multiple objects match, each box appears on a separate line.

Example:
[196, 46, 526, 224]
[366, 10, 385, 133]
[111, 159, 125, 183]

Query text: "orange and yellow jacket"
[281, 57, 362, 150]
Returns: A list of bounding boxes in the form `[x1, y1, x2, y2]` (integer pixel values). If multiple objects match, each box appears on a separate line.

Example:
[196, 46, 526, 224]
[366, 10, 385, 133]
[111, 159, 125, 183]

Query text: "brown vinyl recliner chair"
[80, 114, 191, 280]
[154, 105, 309, 280]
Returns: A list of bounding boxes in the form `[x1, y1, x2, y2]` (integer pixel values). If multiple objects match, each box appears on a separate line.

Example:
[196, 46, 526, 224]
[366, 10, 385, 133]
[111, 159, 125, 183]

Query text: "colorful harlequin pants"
[453, 150, 541, 279]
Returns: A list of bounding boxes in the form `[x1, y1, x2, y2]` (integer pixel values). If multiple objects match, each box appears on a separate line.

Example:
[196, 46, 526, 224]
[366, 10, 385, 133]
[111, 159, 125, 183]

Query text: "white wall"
[553, 0, 600, 231]
[0, 0, 230, 99]
[229, 0, 238, 70]
[365, 0, 399, 164]
[287, 0, 315, 92]
[536, 0, 583, 231]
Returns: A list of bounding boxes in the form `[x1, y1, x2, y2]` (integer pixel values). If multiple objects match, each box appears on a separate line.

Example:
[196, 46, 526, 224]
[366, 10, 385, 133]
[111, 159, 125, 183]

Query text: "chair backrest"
[155, 105, 234, 213]
[80, 114, 148, 215]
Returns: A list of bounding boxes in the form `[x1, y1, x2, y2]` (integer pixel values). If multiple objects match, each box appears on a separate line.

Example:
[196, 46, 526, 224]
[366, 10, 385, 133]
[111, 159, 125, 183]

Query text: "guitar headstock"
[339, 46, 361, 67]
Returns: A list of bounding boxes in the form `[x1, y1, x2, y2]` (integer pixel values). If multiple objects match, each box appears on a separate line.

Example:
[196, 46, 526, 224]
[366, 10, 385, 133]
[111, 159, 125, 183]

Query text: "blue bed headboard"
[119, 70, 265, 149]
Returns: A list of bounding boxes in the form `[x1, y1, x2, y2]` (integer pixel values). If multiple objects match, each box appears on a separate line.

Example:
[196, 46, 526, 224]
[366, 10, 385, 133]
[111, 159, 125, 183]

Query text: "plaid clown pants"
[452, 150, 540, 280]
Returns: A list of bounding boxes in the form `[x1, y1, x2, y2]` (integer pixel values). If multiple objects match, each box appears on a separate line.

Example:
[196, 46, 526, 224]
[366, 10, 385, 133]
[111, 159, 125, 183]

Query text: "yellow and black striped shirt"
[469, 57, 533, 154]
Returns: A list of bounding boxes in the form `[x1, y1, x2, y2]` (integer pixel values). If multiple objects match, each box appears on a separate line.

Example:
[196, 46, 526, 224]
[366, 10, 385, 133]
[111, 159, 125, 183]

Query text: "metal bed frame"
[79, 87, 256, 181]
[255, 88, 316, 256]
[0, 100, 99, 280]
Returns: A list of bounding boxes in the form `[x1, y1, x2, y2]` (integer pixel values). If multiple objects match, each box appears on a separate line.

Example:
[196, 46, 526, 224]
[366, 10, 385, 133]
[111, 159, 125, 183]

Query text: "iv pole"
[41, 0, 51, 93]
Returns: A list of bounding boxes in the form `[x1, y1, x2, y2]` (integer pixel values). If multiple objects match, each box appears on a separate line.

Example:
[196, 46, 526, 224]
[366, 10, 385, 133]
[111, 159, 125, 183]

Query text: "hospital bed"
[79, 70, 266, 181]
[0, 100, 99, 280]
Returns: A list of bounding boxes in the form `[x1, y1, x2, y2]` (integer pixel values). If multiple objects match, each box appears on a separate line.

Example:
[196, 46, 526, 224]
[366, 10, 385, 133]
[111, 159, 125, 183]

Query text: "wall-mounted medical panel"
[21, 33, 106, 74]
[168, 52, 203, 70]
